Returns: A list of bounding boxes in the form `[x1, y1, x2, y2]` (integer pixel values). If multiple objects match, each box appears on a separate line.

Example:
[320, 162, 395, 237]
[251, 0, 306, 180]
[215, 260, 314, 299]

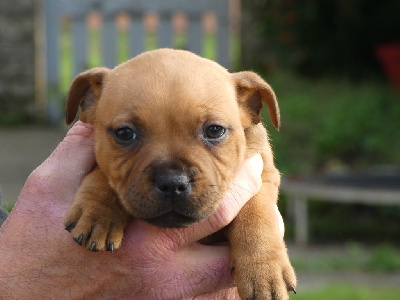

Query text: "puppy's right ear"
[232, 71, 280, 131]
[65, 67, 110, 125]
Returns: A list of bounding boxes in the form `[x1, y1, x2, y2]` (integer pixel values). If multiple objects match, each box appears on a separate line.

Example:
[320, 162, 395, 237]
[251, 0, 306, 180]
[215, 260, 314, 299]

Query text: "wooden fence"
[41, 0, 232, 122]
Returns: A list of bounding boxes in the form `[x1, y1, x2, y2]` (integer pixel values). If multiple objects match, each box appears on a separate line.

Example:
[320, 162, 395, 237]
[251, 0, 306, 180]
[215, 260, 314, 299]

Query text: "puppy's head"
[66, 49, 279, 228]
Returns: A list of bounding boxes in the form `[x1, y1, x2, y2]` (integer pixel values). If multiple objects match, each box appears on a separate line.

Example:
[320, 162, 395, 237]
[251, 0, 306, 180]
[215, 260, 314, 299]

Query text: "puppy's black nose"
[154, 170, 192, 200]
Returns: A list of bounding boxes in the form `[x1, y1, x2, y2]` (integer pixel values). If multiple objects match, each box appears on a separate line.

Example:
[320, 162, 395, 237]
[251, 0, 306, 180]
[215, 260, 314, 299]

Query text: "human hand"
[0, 121, 283, 299]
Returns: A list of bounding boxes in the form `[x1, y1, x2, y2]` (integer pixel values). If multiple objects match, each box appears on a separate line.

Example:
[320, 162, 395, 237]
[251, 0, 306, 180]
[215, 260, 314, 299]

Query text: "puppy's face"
[66, 49, 280, 228]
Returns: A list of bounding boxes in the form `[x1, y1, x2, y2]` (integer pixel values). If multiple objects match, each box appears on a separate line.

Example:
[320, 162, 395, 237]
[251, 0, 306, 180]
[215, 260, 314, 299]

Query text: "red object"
[376, 44, 400, 90]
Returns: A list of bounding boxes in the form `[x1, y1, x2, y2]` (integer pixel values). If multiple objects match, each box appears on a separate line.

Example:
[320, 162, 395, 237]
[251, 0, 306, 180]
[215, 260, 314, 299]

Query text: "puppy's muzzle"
[153, 169, 192, 202]
[142, 164, 202, 228]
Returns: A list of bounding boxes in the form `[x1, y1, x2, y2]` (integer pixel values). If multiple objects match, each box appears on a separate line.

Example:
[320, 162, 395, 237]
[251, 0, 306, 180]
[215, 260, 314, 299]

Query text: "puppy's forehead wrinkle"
[199, 96, 235, 115]
[103, 69, 237, 131]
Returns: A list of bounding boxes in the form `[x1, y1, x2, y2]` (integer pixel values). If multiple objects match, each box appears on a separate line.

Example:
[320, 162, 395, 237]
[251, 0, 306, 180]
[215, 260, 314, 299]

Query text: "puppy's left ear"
[232, 71, 280, 131]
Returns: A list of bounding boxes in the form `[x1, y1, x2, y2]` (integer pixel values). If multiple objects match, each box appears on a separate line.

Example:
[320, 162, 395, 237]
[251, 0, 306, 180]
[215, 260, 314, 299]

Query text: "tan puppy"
[64, 49, 296, 299]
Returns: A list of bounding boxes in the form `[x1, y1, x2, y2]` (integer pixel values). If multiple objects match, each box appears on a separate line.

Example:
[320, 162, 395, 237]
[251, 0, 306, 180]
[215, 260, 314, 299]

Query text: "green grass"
[366, 244, 400, 272]
[2, 202, 14, 213]
[296, 284, 400, 300]
[289, 243, 400, 273]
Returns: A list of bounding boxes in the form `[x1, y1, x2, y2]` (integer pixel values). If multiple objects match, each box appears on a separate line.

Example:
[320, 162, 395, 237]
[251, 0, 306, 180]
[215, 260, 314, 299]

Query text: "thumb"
[40, 121, 95, 185]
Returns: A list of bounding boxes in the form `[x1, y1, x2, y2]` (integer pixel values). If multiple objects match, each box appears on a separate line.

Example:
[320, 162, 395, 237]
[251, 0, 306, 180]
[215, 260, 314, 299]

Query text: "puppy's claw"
[289, 285, 297, 295]
[107, 242, 114, 253]
[89, 241, 98, 252]
[74, 234, 84, 246]
[65, 221, 75, 232]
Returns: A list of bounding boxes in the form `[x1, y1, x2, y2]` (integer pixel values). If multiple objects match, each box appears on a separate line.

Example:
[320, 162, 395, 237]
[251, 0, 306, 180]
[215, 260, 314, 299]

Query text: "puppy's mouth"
[145, 211, 204, 228]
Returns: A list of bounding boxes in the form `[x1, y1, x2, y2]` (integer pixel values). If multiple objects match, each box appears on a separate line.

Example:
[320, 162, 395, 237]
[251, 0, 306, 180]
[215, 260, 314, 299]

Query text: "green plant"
[291, 243, 367, 272]
[289, 242, 400, 273]
[0, 112, 31, 126]
[263, 70, 400, 175]
[295, 284, 400, 300]
[1, 202, 14, 213]
[367, 244, 400, 272]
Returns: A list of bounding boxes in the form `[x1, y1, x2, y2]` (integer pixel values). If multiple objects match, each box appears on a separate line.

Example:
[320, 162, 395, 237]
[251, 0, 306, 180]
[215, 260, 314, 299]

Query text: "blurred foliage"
[290, 242, 400, 273]
[242, 0, 400, 173]
[0, 111, 32, 126]
[2, 202, 14, 213]
[261, 70, 400, 175]
[366, 244, 400, 272]
[242, 0, 400, 79]
[295, 284, 400, 300]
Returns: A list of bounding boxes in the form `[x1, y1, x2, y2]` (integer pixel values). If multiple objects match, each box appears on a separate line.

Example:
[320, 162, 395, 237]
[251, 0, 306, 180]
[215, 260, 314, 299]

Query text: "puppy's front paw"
[232, 252, 296, 300]
[64, 199, 130, 252]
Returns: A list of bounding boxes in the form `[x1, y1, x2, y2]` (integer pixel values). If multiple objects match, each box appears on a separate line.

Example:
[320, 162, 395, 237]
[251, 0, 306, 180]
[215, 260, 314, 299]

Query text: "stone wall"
[0, 0, 35, 122]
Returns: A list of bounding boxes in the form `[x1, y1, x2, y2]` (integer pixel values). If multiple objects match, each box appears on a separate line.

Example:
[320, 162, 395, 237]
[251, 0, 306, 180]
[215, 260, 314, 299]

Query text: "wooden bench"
[281, 177, 400, 246]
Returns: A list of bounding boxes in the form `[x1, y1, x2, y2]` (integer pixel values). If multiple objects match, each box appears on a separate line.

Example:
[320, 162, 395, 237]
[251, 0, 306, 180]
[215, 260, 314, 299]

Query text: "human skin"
[0, 121, 283, 299]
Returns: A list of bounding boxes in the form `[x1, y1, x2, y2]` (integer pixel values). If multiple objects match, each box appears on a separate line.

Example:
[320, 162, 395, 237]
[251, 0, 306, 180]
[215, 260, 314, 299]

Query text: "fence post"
[294, 194, 308, 246]
[44, 0, 63, 124]
[214, 0, 230, 69]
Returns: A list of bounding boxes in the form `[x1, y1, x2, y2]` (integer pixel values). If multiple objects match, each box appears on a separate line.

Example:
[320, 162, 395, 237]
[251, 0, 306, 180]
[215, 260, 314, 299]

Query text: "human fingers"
[174, 244, 240, 298]
[121, 231, 237, 300]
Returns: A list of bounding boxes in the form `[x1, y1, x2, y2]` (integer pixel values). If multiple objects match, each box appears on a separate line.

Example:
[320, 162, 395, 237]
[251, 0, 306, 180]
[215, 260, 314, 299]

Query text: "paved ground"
[0, 125, 67, 205]
[1, 126, 400, 295]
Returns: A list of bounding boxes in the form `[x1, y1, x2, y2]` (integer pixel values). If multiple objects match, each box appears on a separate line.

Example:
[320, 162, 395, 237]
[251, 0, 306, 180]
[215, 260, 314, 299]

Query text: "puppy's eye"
[204, 124, 227, 140]
[114, 127, 137, 142]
